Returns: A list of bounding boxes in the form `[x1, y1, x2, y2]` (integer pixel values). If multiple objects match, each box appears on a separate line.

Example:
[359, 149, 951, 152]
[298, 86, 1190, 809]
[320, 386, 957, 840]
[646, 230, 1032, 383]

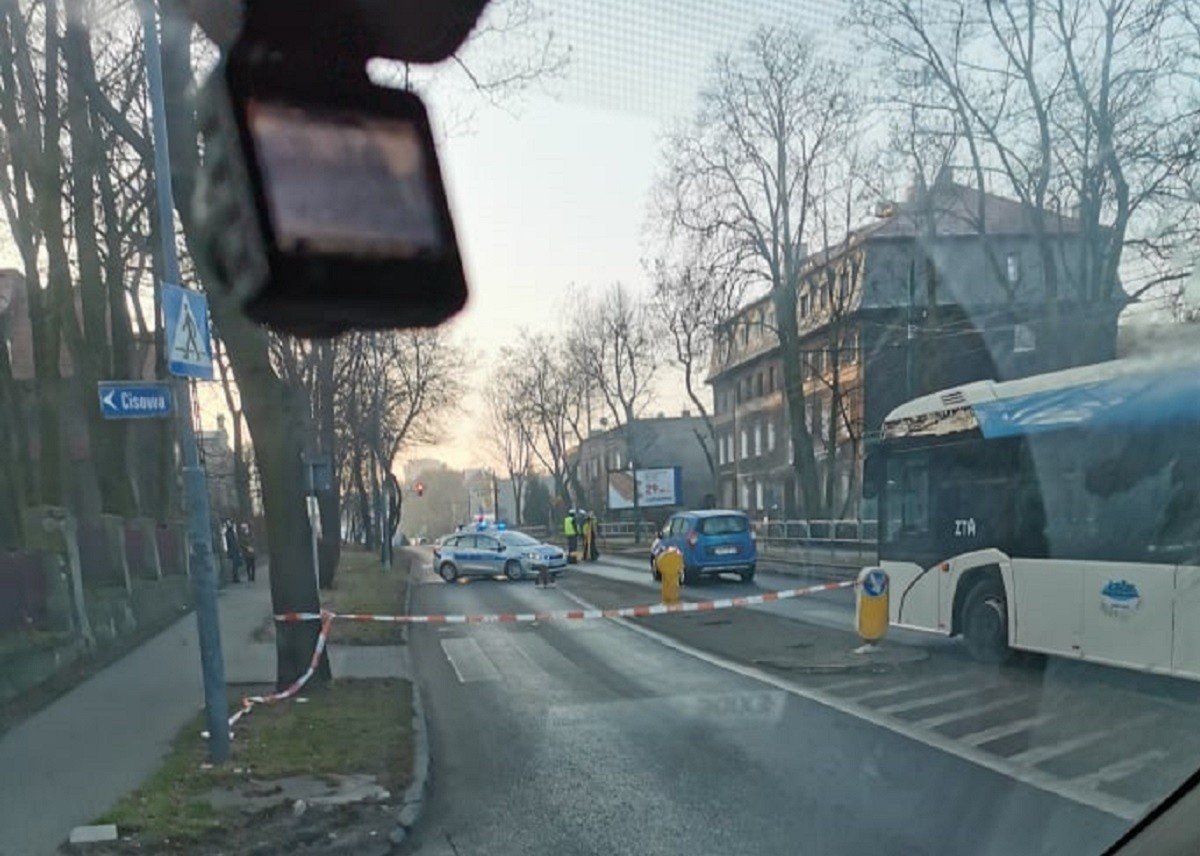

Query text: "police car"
[433, 528, 567, 582]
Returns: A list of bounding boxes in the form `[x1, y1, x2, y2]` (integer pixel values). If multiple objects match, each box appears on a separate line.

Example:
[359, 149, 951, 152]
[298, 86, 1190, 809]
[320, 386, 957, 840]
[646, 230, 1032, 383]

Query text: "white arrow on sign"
[101, 389, 117, 411]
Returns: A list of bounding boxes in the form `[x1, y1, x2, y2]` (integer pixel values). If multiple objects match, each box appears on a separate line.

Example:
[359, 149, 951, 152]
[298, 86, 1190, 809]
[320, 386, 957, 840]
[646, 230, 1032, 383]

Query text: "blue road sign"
[98, 381, 174, 420]
[861, 568, 889, 598]
[163, 282, 213, 379]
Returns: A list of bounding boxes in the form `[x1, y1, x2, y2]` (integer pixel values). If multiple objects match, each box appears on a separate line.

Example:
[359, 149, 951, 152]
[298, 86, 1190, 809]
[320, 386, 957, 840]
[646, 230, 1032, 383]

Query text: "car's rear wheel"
[683, 565, 700, 586]
[439, 562, 458, 583]
[962, 578, 1011, 664]
[740, 565, 756, 583]
[504, 560, 524, 581]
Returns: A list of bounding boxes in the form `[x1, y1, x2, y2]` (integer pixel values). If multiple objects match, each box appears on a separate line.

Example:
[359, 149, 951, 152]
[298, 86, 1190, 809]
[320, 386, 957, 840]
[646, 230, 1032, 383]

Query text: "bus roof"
[882, 356, 1200, 441]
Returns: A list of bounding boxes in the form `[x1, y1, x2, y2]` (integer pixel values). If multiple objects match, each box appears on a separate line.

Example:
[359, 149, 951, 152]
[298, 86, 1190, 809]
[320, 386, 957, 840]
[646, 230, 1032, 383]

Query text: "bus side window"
[885, 455, 929, 541]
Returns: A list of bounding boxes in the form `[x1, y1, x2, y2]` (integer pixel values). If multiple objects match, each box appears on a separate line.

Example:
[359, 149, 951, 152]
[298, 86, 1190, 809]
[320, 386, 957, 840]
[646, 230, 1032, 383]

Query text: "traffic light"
[415, 482, 425, 497]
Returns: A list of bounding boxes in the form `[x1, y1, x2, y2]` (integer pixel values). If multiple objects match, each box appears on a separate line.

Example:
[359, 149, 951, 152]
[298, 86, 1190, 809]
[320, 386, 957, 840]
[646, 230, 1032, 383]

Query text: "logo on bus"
[1100, 579, 1141, 616]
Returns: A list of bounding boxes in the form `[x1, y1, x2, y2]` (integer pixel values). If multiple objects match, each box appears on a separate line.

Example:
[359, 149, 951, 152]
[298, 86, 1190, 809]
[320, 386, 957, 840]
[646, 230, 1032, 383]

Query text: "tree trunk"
[772, 284, 822, 517]
[315, 340, 340, 587]
[157, 8, 329, 687]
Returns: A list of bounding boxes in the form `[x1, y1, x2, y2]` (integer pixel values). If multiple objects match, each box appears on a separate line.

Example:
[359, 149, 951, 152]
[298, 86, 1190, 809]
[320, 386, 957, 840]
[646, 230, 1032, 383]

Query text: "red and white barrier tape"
[228, 579, 854, 732]
[228, 612, 333, 728]
[273, 579, 855, 626]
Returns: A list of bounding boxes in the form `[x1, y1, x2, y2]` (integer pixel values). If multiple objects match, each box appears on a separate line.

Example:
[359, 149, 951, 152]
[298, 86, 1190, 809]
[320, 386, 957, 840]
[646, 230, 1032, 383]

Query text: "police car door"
[476, 534, 505, 575]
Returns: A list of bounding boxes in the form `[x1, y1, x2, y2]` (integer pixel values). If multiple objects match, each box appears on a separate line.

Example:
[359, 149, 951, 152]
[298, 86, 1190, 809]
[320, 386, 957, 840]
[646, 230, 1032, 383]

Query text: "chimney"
[681, 408, 691, 418]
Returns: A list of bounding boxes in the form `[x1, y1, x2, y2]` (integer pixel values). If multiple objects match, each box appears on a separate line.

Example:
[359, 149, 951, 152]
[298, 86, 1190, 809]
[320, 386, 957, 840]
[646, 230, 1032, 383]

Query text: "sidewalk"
[0, 571, 406, 856]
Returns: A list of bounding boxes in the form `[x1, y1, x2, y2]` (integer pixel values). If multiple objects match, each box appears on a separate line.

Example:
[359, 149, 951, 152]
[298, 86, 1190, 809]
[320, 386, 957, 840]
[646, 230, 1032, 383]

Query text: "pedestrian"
[223, 520, 242, 583]
[587, 512, 600, 560]
[563, 508, 578, 560]
[581, 513, 593, 561]
[238, 523, 257, 582]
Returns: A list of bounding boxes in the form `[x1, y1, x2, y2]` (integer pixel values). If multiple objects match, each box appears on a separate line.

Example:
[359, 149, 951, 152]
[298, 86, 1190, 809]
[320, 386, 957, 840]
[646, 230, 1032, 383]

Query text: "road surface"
[396, 551, 1198, 855]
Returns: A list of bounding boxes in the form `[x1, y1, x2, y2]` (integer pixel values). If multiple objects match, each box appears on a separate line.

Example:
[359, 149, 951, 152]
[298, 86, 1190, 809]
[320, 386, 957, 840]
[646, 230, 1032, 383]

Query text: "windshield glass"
[698, 515, 749, 535]
[1, 1, 1198, 854]
[497, 531, 540, 547]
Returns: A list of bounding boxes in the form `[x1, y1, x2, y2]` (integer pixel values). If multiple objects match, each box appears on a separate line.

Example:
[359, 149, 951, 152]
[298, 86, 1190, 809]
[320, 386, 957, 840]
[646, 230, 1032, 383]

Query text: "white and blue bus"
[868, 356, 1200, 677]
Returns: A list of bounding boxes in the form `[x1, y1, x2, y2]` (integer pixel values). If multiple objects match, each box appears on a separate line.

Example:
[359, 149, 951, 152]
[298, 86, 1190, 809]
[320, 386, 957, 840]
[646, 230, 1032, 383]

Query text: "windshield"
[1, 1, 1198, 854]
[497, 531, 540, 547]
[698, 515, 749, 535]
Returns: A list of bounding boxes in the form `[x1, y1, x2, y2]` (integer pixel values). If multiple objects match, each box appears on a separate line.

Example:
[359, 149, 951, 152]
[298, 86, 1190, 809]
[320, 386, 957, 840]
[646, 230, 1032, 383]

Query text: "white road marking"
[1008, 714, 1157, 766]
[914, 695, 1036, 729]
[440, 638, 501, 683]
[555, 585, 1147, 822]
[1070, 750, 1168, 791]
[848, 674, 963, 705]
[959, 715, 1053, 748]
[874, 685, 993, 716]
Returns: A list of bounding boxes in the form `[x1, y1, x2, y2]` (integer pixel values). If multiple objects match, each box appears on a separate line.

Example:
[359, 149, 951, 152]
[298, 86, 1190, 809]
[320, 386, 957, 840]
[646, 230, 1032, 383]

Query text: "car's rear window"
[698, 516, 749, 535]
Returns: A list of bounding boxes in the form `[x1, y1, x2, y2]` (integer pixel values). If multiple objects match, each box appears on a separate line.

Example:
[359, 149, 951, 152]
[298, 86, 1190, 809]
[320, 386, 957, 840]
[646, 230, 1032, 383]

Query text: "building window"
[740, 429, 749, 459]
[756, 481, 765, 511]
[800, 294, 810, 317]
[1006, 253, 1021, 286]
[768, 421, 776, 452]
[754, 424, 763, 457]
[755, 373, 764, 396]
[811, 397, 823, 441]
[741, 322, 750, 346]
[741, 480, 751, 509]
[768, 365, 776, 392]
[718, 437, 725, 466]
[727, 434, 735, 463]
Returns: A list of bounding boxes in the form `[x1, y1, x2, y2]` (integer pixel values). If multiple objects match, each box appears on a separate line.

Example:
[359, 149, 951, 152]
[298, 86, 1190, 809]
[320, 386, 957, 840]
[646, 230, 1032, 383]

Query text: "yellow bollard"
[856, 567, 889, 644]
[656, 548, 684, 605]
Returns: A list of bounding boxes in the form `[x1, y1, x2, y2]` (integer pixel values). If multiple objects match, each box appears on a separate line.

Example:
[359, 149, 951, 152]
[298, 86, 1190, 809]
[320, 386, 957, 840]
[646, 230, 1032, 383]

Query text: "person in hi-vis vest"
[563, 510, 578, 556]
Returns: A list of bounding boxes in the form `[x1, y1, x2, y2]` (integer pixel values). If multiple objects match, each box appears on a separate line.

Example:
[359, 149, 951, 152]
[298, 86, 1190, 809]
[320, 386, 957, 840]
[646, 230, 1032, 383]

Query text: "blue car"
[434, 529, 567, 582]
[649, 510, 757, 584]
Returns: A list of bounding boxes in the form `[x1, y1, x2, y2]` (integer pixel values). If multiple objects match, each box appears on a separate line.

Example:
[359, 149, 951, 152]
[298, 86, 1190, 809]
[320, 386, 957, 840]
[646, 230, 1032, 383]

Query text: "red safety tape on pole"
[228, 611, 333, 728]
[272, 579, 855, 626]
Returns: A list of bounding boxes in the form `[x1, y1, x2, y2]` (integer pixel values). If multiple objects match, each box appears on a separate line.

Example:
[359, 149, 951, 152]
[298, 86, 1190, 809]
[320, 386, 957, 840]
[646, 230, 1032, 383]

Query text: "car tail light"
[686, 530, 698, 547]
[749, 530, 756, 541]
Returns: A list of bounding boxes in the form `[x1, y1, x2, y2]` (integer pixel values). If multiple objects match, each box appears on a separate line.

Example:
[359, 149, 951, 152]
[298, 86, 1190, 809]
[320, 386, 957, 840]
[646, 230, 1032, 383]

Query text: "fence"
[594, 518, 878, 547]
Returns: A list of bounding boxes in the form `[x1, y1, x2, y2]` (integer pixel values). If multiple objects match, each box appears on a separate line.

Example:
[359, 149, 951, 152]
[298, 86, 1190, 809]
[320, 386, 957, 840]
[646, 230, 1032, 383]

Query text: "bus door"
[1172, 566, 1200, 677]
[882, 450, 943, 630]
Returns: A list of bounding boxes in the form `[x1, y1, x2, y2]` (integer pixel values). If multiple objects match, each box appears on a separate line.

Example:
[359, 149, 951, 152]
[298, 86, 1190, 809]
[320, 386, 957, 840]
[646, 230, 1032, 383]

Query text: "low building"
[569, 412, 715, 524]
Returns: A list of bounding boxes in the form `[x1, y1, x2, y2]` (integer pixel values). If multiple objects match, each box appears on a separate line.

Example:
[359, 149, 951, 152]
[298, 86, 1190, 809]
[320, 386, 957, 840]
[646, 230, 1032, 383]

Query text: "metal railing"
[593, 518, 877, 546]
[754, 519, 878, 546]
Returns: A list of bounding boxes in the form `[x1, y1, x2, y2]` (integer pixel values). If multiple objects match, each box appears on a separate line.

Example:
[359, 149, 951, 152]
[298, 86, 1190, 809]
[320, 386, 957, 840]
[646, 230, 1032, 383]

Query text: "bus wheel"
[962, 579, 1011, 664]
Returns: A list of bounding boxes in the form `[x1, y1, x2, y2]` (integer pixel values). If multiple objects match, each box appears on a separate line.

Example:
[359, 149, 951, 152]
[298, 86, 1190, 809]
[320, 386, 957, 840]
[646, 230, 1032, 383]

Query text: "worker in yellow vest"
[563, 510, 579, 562]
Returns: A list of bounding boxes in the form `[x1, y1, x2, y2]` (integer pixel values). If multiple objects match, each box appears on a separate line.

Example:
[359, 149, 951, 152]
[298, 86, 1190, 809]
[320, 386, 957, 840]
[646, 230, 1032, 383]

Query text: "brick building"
[708, 178, 1126, 519]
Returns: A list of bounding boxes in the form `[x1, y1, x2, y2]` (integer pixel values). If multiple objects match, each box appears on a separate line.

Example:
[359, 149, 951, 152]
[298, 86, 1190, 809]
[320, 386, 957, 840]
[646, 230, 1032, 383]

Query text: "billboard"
[606, 467, 681, 510]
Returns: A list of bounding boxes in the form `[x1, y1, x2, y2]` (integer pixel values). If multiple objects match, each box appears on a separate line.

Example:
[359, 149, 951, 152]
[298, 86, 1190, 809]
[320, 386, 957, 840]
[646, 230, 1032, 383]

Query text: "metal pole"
[141, 1, 229, 763]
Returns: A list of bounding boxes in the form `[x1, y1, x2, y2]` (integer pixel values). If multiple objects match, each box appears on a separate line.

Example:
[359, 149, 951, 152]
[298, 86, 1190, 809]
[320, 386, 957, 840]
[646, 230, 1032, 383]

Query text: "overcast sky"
[402, 0, 851, 471]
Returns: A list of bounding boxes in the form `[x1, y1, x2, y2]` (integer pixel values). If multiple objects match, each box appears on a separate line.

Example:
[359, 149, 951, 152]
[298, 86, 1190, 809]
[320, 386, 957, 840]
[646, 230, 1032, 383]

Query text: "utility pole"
[906, 258, 917, 401]
[141, 1, 229, 763]
[491, 471, 500, 522]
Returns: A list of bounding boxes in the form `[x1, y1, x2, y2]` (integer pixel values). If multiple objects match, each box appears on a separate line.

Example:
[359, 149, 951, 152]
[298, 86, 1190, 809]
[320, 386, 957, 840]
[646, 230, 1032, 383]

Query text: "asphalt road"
[399, 553, 1153, 856]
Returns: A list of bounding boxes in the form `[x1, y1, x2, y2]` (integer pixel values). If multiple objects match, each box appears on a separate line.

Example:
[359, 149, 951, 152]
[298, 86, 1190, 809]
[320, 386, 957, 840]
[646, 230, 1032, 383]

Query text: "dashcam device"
[194, 4, 472, 336]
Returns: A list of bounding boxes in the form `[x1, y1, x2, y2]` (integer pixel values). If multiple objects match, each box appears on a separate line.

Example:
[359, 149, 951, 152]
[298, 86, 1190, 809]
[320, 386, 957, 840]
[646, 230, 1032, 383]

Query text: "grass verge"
[98, 678, 412, 845]
[252, 547, 410, 646]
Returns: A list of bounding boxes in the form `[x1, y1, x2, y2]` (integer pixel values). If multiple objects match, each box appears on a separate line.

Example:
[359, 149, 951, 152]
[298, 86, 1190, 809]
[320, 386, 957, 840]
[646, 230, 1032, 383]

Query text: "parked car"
[433, 529, 567, 582]
[649, 510, 756, 584]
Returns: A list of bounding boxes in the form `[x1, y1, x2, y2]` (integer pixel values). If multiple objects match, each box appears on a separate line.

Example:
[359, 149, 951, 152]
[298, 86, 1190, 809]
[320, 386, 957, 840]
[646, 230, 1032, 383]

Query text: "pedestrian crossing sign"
[163, 282, 214, 379]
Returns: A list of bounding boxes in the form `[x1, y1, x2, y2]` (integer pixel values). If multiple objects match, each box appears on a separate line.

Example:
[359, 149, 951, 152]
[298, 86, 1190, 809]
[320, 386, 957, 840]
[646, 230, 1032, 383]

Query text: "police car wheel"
[504, 560, 524, 581]
[438, 562, 458, 583]
[962, 579, 1011, 664]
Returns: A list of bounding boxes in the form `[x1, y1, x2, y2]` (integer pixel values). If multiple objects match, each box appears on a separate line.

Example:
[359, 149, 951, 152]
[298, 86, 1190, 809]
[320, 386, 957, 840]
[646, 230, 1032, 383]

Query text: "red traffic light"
[414, 482, 425, 497]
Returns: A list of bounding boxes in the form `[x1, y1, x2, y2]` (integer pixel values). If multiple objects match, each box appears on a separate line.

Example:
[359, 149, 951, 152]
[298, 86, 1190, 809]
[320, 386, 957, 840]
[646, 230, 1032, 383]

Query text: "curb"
[389, 573, 429, 850]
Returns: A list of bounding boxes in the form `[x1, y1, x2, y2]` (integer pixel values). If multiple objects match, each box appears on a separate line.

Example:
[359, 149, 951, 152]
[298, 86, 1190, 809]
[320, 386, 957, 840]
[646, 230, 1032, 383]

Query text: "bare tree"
[656, 25, 859, 517]
[649, 244, 745, 488]
[855, 0, 1200, 352]
[498, 333, 587, 506]
[482, 381, 530, 524]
